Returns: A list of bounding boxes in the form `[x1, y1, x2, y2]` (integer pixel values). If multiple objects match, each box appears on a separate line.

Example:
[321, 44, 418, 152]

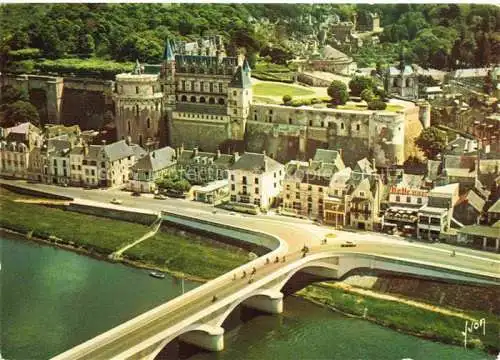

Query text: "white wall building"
[228, 152, 284, 211]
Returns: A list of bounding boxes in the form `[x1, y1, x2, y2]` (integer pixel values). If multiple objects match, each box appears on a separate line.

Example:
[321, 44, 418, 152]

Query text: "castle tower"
[160, 39, 176, 146]
[227, 60, 252, 140]
[113, 60, 163, 148]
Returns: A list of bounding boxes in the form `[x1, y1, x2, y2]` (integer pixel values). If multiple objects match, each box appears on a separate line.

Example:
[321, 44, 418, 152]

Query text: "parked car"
[341, 240, 357, 248]
[154, 194, 167, 200]
[131, 192, 141, 197]
[110, 198, 123, 205]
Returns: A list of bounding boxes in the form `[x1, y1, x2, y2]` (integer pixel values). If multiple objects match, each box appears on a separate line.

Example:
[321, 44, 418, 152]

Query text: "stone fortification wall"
[170, 120, 230, 152]
[2, 74, 114, 128]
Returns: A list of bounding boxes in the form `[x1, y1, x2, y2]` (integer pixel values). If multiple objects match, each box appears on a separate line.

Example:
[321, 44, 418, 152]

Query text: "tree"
[327, 80, 348, 106]
[348, 76, 375, 97]
[1, 85, 29, 104]
[367, 100, 387, 110]
[172, 178, 191, 193]
[360, 89, 375, 103]
[414, 126, 447, 160]
[1, 100, 40, 127]
[282, 94, 292, 104]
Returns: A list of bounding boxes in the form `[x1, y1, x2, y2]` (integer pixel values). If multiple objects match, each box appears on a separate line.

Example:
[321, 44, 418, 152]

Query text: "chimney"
[309, 158, 313, 166]
[372, 158, 376, 170]
[102, 140, 106, 146]
[234, 151, 240, 162]
[152, 151, 156, 159]
[84, 144, 89, 156]
[216, 148, 221, 159]
[194, 147, 199, 157]
[125, 136, 132, 146]
[339, 148, 344, 160]
[262, 150, 266, 157]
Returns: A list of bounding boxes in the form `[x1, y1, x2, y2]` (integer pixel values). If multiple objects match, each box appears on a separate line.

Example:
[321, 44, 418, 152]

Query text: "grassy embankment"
[299, 283, 500, 353]
[0, 189, 248, 280]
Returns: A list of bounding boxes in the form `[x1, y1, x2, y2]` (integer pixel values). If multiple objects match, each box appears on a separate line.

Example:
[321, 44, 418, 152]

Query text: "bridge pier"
[178, 326, 224, 352]
[243, 291, 284, 314]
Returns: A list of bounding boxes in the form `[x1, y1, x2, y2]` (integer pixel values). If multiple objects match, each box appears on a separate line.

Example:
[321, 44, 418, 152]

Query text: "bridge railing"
[53, 210, 288, 360]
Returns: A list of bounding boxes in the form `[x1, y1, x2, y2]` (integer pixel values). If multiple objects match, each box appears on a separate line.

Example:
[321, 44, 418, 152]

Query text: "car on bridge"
[341, 240, 357, 248]
[110, 198, 123, 205]
[154, 194, 167, 200]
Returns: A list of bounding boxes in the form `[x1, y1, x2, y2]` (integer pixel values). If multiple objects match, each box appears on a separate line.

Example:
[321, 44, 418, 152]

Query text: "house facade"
[128, 146, 176, 193]
[228, 152, 284, 211]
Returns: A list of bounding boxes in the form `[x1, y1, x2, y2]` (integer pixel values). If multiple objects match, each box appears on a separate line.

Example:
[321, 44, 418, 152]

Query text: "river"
[1, 233, 492, 360]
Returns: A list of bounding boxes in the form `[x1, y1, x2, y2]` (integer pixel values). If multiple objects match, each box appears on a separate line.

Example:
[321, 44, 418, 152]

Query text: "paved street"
[4, 179, 499, 360]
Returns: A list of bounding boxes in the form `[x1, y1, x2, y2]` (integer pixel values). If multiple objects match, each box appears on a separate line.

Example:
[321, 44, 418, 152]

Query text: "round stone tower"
[114, 66, 163, 149]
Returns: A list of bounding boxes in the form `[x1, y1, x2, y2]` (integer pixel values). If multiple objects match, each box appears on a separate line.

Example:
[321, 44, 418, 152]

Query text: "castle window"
[136, 86, 139, 94]
[200, 81, 204, 92]
[218, 98, 225, 105]
[309, 120, 313, 126]
[289, 118, 292, 124]
[191, 81, 195, 90]
[341, 123, 345, 130]
[234, 109, 237, 115]
[161, 85, 164, 92]
[181, 95, 187, 102]
[393, 78, 398, 87]
[209, 83, 213, 92]
[127, 121, 131, 133]
[321, 121, 325, 127]
[219, 84, 223, 93]
[136, 105, 139, 115]
[200, 97, 206, 103]
[406, 78, 411, 87]
[190, 96, 196, 103]
[182, 80, 186, 90]
[269, 116, 272, 123]
[155, 103, 159, 111]
[139, 135, 143, 146]
[209, 97, 215, 104]
[356, 124, 360, 131]
[254, 114, 257, 121]
[147, 118, 151, 129]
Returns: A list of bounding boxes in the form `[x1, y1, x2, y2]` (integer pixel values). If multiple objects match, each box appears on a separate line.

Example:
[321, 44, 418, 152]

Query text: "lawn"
[125, 231, 249, 279]
[299, 284, 500, 352]
[337, 103, 404, 112]
[253, 82, 315, 97]
[0, 189, 249, 278]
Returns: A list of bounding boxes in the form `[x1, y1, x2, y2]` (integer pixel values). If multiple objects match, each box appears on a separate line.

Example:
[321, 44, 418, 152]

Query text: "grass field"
[253, 82, 315, 97]
[125, 231, 249, 279]
[299, 284, 500, 353]
[0, 189, 248, 279]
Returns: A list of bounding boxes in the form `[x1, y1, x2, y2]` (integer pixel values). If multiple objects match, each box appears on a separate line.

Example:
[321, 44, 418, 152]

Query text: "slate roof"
[488, 198, 500, 213]
[321, 45, 351, 61]
[388, 65, 415, 76]
[47, 139, 72, 156]
[398, 174, 424, 189]
[444, 137, 477, 155]
[129, 144, 147, 159]
[163, 39, 175, 61]
[285, 160, 337, 186]
[102, 140, 134, 162]
[313, 149, 340, 163]
[458, 224, 499, 238]
[132, 146, 176, 172]
[458, 190, 486, 213]
[231, 153, 283, 173]
[354, 158, 374, 174]
[70, 146, 84, 155]
[176, 103, 227, 115]
[229, 66, 252, 89]
[86, 145, 102, 161]
[177, 149, 235, 169]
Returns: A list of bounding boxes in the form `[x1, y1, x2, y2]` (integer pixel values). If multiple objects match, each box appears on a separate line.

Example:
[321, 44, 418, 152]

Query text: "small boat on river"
[149, 271, 165, 279]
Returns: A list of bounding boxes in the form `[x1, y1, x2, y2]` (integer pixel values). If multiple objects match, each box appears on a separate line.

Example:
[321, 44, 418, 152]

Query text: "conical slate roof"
[229, 66, 252, 89]
[163, 39, 175, 61]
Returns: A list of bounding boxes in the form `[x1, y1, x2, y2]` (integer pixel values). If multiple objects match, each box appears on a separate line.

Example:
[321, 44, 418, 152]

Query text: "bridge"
[52, 210, 500, 360]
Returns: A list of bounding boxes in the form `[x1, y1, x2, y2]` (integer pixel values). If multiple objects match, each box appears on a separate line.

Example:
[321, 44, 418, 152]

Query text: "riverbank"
[299, 283, 500, 354]
[2, 188, 497, 355]
[0, 189, 249, 281]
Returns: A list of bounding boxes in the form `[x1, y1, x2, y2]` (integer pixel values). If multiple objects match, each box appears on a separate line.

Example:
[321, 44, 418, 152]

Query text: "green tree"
[77, 34, 95, 58]
[1, 100, 40, 127]
[172, 179, 191, 193]
[1, 85, 29, 104]
[348, 76, 375, 97]
[327, 80, 348, 106]
[414, 126, 447, 160]
[360, 89, 375, 103]
[282, 94, 292, 104]
[367, 100, 387, 110]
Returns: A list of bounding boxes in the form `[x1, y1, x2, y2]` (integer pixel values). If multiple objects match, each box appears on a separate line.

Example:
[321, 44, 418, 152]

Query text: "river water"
[1, 233, 492, 360]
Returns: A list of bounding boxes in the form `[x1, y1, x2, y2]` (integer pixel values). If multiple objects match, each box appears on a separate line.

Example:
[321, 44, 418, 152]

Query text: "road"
[3, 179, 499, 360]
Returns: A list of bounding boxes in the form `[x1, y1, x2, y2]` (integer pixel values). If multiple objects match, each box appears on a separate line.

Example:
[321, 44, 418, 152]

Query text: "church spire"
[163, 39, 175, 61]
